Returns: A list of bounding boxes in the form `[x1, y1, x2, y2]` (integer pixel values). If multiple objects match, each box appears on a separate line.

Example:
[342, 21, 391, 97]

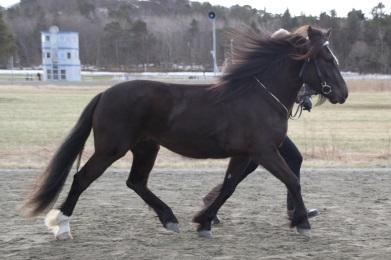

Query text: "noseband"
[299, 41, 335, 95]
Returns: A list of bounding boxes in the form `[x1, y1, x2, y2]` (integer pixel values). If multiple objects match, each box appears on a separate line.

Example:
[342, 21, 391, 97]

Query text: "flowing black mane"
[222, 34, 309, 83]
[210, 27, 312, 101]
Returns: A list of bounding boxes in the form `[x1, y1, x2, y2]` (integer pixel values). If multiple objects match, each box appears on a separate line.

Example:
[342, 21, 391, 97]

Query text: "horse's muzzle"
[329, 95, 346, 104]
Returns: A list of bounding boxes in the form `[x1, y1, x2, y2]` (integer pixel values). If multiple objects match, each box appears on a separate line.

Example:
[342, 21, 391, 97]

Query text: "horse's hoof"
[212, 216, 221, 225]
[165, 222, 180, 233]
[288, 208, 320, 220]
[56, 231, 73, 240]
[296, 227, 311, 238]
[198, 230, 212, 239]
[307, 208, 320, 219]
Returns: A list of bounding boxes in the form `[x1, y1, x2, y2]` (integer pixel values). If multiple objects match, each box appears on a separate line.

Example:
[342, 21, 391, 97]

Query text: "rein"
[253, 77, 307, 120]
[254, 77, 289, 118]
[289, 103, 304, 120]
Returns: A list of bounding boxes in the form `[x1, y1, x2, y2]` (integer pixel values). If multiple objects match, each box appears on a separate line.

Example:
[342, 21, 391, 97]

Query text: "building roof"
[41, 31, 79, 34]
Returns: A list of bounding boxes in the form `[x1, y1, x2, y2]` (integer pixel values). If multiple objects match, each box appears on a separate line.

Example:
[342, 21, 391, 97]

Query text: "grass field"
[0, 79, 390, 169]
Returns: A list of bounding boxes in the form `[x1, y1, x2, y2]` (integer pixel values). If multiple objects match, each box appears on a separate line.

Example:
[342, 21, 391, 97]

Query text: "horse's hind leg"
[202, 160, 257, 224]
[194, 156, 251, 238]
[45, 151, 125, 240]
[126, 140, 179, 233]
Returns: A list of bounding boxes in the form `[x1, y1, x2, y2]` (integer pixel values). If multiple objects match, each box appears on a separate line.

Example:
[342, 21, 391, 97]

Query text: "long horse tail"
[22, 93, 102, 217]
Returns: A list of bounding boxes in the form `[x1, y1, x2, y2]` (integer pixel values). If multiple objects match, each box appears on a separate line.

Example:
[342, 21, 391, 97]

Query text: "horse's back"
[91, 80, 214, 151]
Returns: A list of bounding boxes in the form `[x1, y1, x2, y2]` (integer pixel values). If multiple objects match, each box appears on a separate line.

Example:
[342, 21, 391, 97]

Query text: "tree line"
[0, 0, 390, 74]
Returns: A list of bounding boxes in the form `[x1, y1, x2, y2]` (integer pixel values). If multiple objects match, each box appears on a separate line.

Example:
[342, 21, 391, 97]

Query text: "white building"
[41, 26, 81, 81]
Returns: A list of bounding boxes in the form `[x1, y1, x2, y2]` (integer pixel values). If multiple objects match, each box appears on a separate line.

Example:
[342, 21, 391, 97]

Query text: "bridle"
[253, 40, 339, 119]
[298, 41, 337, 96]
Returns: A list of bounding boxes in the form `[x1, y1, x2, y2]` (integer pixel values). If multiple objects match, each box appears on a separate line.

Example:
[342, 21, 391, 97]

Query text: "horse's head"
[299, 26, 348, 104]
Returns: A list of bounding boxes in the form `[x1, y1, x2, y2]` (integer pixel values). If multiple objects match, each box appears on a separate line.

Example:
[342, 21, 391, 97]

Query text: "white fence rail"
[1, 69, 391, 83]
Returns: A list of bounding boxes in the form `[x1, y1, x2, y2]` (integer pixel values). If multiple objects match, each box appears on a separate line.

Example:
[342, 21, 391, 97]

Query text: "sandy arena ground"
[1, 168, 391, 259]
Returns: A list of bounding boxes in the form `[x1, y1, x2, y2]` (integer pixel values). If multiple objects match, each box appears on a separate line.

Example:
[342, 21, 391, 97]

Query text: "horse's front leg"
[193, 156, 251, 238]
[258, 148, 311, 237]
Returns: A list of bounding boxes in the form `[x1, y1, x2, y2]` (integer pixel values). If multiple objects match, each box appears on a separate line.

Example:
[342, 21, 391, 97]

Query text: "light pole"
[10, 56, 14, 84]
[230, 38, 234, 65]
[208, 11, 218, 74]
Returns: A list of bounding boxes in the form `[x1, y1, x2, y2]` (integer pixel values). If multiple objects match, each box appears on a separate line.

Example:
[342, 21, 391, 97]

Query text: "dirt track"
[1, 168, 391, 259]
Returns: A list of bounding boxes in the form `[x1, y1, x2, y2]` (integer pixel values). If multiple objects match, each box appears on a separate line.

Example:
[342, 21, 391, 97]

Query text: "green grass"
[0, 81, 390, 169]
[0, 72, 116, 82]
[288, 92, 391, 167]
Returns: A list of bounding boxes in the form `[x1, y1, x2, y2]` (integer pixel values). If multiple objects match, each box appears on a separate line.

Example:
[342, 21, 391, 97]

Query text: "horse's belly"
[159, 138, 229, 159]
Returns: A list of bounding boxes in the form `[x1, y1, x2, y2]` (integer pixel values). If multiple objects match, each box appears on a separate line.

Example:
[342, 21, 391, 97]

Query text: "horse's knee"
[126, 177, 146, 191]
[288, 178, 301, 194]
[126, 178, 136, 190]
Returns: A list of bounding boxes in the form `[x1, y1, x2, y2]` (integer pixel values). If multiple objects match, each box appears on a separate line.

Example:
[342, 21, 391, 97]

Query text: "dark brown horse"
[22, 26, 347, 240]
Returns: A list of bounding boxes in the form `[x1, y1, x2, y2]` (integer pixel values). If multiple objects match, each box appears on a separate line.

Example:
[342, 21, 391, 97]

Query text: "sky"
[1, 0, 390, 17]
[205, 0, 391, 17]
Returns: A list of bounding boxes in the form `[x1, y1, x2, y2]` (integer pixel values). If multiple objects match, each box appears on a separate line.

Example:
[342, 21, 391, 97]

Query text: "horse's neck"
[260, 60, 303, 111]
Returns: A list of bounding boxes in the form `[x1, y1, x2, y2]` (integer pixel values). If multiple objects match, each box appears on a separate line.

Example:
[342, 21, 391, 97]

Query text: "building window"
[46, 52, 51, 58]
[53, 69, 58, 80]
[47, 69, 52, 80]
[45, 35, 50, 42]
[67, 52, 71, 59]
[61, 70, 66, 80]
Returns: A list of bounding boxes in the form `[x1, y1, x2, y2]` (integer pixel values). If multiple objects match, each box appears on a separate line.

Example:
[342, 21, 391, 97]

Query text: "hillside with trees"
[1, 0, 391, 73]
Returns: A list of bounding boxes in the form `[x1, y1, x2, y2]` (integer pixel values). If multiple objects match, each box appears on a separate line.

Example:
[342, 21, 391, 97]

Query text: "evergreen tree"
[281, 9, 296, 30]
[371, 2, 385, 19]
[78, 0, 95, 20]
[0, 10, 15, 67]
[131, 19, 148, 66]
[186, 19, 199, 65]
[102, 22, 123, 67]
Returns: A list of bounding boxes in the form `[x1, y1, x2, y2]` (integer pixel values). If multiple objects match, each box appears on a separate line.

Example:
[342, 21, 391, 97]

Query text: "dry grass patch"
[0, 79, 390, 169]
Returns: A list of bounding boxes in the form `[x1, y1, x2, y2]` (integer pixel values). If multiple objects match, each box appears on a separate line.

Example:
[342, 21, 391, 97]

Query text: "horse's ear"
[307, 26, 313, 35]
[307, 26, 316, 41]
[307, 26, 322, 45]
